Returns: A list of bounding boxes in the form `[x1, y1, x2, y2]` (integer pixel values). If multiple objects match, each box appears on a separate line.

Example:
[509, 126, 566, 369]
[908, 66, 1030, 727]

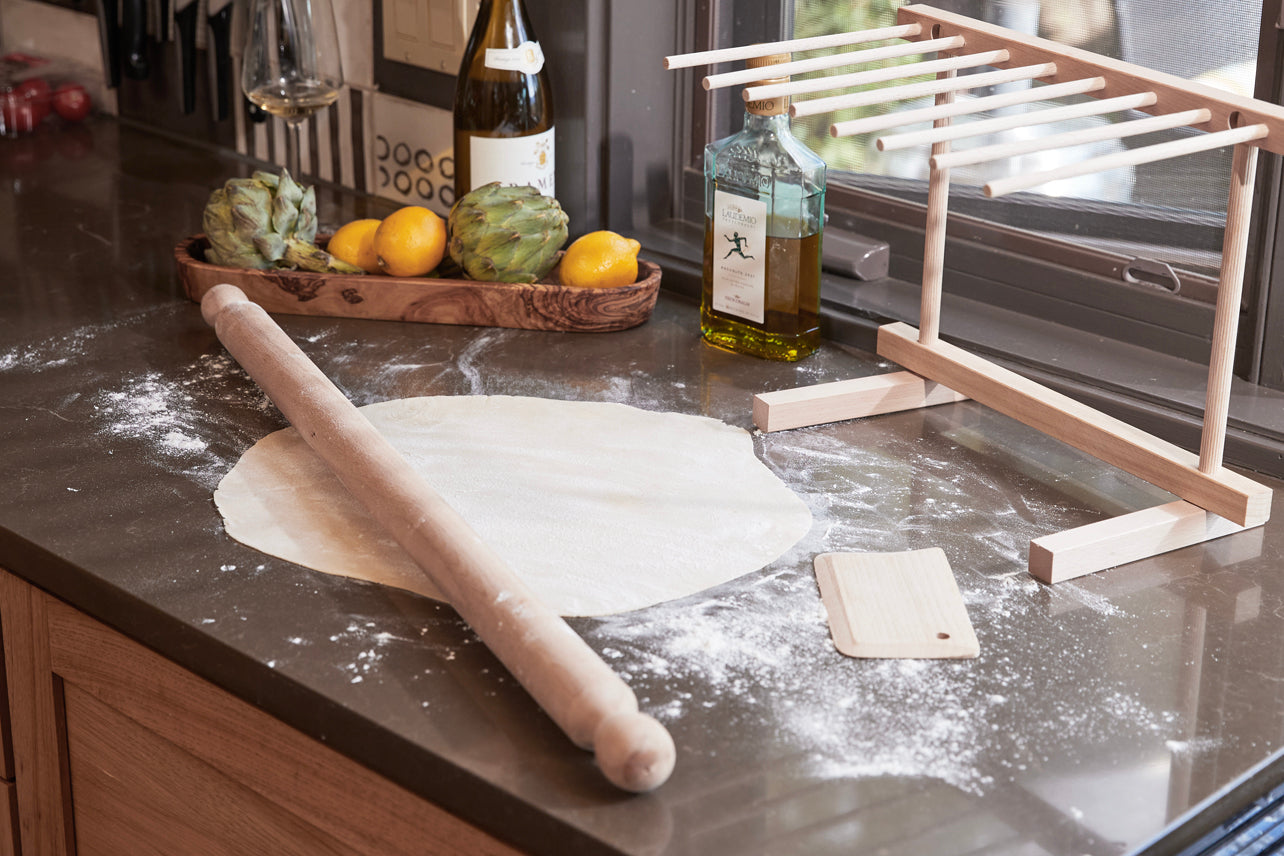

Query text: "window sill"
[638, 219, 1284, 479]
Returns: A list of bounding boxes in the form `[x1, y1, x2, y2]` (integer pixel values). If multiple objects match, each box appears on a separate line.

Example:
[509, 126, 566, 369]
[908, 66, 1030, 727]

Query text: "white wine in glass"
[241, 0, 344, 176]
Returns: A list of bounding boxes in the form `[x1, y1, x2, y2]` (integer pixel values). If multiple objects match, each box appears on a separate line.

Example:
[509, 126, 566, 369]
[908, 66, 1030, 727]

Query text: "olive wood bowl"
[176, 234, 662, 333]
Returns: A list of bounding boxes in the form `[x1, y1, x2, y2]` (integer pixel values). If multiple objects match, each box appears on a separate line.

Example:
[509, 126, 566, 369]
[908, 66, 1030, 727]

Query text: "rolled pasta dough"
[214, 395, 811, 616]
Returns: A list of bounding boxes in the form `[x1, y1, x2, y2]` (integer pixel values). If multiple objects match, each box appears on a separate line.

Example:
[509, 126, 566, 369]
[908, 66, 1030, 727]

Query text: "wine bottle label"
[484, 40, 545, 74]
[469, 127, 556, 195]
[710, 190, 768, 324]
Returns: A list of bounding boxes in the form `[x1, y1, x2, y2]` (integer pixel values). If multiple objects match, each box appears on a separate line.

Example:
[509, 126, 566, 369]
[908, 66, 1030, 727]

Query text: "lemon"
[326, 218, 382, 274]
[559, 230, 642, 289]
[373, 206, 447, 277]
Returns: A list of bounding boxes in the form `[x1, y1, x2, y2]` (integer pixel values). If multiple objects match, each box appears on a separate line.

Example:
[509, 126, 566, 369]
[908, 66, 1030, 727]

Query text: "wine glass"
[240, 0, 344, 177]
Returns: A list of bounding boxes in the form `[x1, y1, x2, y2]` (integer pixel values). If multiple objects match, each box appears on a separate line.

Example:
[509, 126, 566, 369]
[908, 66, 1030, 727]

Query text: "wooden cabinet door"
[0, 570, 522, 856]
[0, 572, 73, 856]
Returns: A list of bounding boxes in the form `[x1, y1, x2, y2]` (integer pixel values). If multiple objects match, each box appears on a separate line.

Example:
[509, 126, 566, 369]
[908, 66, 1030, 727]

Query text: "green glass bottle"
[453, 0, 555, 198]
[701, 52, 826, 362]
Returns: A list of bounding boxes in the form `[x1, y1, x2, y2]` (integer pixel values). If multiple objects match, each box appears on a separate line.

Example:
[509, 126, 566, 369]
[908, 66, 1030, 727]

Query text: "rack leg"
[1199, 141, 1259, 473]
[919, 70, 956, 345]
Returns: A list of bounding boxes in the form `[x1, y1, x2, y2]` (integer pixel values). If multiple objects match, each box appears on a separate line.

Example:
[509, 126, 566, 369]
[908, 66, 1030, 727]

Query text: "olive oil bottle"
[453, 0, 555, 198]
[702, 53, 825, 361]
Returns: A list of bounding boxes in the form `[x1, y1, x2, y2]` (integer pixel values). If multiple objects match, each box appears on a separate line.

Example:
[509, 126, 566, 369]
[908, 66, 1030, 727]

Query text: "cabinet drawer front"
[39, 591, 521, 856]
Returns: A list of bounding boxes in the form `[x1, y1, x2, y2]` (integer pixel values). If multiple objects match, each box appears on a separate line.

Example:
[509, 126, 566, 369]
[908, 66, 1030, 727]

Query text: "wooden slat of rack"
[832, 76, 1105, 138]
[791, 61, 1055, 117]
[931, 108, 1211, 169]
[663, 22, 922, 69]
[744, 43, 991, 102]
[876, 322, 1272, 526]
[984, 123, 1268, 198]
[898, 4, 1284, 156]
[708, 37, 964, 92]
[879, 91, 1158, 152]
[1029, 500, 1261, 584]
[752, 371, 968, 433]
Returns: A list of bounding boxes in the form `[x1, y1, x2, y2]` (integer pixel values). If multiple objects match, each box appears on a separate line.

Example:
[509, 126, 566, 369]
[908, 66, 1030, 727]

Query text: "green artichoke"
[202, 169, 362, 274]
[447, 183, 569, 283]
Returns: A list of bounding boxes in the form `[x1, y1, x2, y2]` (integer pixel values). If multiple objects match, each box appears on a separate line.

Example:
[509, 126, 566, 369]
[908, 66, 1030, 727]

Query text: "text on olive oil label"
[711, 191, 768, 324]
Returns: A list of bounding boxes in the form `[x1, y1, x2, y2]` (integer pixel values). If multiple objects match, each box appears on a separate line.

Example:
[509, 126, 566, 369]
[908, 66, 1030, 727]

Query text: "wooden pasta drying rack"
[667, 4, 1279, 583]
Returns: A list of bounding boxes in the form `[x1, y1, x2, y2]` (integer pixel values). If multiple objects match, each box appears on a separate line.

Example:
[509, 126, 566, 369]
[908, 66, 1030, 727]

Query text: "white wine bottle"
[452, 0, 555, 199]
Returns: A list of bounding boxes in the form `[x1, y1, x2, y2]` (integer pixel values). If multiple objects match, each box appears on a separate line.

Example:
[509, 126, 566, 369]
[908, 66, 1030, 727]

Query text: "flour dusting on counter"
[1, 324, 110, 372]
[0, 305, 183, 373]
[101, 373, 208, 453]
[590, 563, 1173, 796]
[93, 353, 276, 488]
[584, 416, 1180, 796]
[457, 329, 516, 394]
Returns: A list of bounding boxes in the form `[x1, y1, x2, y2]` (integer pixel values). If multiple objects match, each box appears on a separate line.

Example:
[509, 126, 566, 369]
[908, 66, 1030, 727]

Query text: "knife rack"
[667, 4, 1279, 583]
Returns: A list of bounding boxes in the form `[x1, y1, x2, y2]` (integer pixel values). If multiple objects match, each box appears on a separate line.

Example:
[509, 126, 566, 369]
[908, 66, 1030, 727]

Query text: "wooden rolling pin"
[201, 283, 676, 793]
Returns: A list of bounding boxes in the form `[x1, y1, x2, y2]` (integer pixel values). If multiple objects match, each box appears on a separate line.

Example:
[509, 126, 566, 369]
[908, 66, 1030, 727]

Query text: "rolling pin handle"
[594, 711, 676, 793]
[200, 282, 251, 327]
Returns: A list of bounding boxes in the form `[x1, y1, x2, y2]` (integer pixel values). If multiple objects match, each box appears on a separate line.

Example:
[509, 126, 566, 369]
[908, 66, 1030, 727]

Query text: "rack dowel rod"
[931, 108, 1211, 169]
[791, 62, 1056, 118]
[985, 123, 1268, 198]
[897, 3, 1284, 158]
[1200, 141, 1260, 472]
[706, 36, 963, 92]
[831, 76, 1106, 138]
[878, 90, 1157, 152]
[663, 23, 922, 69]
[743, 47, 1005, 102]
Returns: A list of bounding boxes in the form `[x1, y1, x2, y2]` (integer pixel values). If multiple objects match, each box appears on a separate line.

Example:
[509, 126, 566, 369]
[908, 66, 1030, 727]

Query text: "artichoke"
[202, 169, 362, 274]
[447, 183, 569, 283]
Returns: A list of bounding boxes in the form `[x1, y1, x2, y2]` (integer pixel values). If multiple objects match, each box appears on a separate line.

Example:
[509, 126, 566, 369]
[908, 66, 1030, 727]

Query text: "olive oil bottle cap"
[745, 52, 791, 117]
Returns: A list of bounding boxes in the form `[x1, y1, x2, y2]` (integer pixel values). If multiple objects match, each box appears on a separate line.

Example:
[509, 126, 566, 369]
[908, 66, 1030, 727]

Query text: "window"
[600, 0, 1284, 475]
[791, 0, 1262, 279]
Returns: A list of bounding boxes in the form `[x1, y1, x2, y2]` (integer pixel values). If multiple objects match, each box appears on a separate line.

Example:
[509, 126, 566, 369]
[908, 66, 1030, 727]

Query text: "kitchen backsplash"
[0, 0, 461, 215]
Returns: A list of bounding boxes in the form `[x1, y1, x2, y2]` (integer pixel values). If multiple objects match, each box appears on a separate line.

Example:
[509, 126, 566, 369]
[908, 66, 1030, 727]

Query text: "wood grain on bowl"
[176, 235, 662, 333]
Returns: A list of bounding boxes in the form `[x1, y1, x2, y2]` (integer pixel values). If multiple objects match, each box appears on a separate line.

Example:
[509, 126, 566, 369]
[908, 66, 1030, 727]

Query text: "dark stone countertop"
[4, 118, 1284, 855]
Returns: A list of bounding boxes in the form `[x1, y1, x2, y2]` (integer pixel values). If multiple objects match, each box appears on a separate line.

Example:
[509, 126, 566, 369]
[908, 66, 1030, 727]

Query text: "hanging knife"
[174, 0, 199, 113]
[120, 0, 150, 78]
[206, 0, 233, 120]
[156, 0, 171, 42]
[96, 0, 121, 87]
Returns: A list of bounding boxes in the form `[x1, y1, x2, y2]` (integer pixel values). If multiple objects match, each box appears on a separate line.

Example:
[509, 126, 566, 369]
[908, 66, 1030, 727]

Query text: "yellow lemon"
[326, 218, 382, 273]
[373, 206, 447, 277]
[559, 230, 642, 289]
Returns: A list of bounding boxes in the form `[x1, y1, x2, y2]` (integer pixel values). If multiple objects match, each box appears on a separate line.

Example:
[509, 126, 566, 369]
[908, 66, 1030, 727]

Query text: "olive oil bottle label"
[710, 190, 768, 324]
[484, 40, 545, 74]
[468, 128, 556, 195]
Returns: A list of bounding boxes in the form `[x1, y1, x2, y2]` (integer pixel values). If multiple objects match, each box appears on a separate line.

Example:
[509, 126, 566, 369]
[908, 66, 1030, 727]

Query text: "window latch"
[821, 231, 891, 281]
[1122, 258, 1182, 294]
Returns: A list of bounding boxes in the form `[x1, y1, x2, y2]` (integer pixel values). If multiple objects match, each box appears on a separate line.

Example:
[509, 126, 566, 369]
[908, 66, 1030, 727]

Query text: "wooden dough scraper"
[815, 548, 979, 659]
